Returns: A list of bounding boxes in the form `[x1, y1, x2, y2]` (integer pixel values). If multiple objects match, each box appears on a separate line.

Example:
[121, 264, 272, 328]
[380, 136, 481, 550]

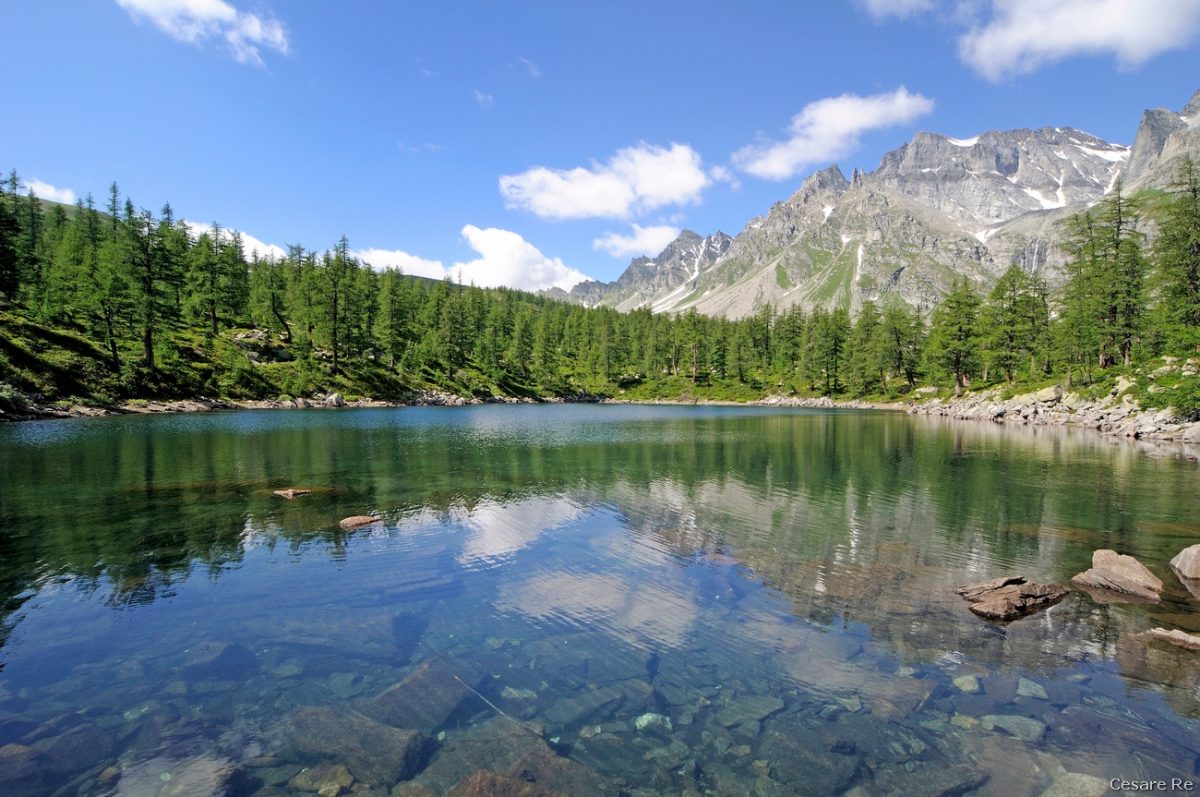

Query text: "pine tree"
[979, 265, 1049, 384]
[925, 279, 981, 396]
[1155, 157, 1200, 352]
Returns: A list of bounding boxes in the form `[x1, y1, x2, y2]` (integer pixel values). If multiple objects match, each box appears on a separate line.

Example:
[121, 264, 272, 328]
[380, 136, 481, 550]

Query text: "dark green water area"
[1, 405, 1199, 796]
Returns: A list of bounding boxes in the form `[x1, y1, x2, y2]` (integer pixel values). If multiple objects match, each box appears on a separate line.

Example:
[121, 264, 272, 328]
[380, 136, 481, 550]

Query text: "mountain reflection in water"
[0, 405, 1198, 795]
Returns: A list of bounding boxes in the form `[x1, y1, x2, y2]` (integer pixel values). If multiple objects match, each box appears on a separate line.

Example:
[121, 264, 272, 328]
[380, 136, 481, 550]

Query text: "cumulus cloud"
[500, 142, 711, 221]
[593, 224, 682, 259]
[115, 0, 288, 66]
[359, 227, 589, 292]
[183, 219, 286, 260]
[473, 89, 495, 108]
[354, 247, 447, 279]
[958, 0, 1200, 81]
[732, 87, 934, 180]
[22, 179, 76, 205]
[449, 225, 589, 291]
[857, 0, 937, 20]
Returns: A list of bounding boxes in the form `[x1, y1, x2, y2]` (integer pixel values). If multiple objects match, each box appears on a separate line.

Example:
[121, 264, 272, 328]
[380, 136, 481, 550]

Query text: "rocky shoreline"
[906, 381, 1200, 445]
[4, 383, 1199, 461]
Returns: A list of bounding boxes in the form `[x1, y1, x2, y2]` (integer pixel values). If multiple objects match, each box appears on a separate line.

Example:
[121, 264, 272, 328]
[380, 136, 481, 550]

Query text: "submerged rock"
[182, 641, 259, 682]
[361, 659, 477, 731]
[0, 744, 43, 797]
[956, 576, 1069, 621]
[279, 706, 431, 784]
[1040, 771, 1111, 797]
[289, 762, 354, 793]
[339, 515, 383, 531]
[1016, 678, 1049, 700]
[633, 713, 672, 733]
[715, 695, 784, 728]
[980, 714, 1046, 742]
[1143, 627, 1200, 650]
[446, 770, 568, 797]
[273, 489, 312, 499]
[1071, 549, 1163, 601]
[952, 675, 981, 694]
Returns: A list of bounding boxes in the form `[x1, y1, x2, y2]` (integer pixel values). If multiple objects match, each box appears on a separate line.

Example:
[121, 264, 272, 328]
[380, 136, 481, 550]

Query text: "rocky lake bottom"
[0, 405, 1199, 796]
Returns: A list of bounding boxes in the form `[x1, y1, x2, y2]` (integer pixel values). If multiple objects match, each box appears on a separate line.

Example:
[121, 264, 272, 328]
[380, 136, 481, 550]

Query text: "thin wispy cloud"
[732, 87, 934, 180]
[22, 179, 76, 205]
[518, 56, 542, 77]
[500, 142, 711, 221]
[856, 0, 936, 20]
[473, 89, 495, 108]
[115, 0, 288, 66]
[397, 141, 443, 154]
[594, 224, 682, 259]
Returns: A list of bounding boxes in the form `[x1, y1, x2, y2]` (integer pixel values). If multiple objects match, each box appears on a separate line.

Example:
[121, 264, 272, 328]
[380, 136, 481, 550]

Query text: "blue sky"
[3, 1, 1200, 289]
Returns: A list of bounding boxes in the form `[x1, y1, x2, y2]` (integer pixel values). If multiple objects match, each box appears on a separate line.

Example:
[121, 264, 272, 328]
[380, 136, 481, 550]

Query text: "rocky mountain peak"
[1183, 89, 1200, 120]
[799, 164, 850, 195]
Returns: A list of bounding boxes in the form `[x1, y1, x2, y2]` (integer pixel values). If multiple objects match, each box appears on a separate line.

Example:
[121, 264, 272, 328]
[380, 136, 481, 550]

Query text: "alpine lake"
[1, 404, 1200, 797]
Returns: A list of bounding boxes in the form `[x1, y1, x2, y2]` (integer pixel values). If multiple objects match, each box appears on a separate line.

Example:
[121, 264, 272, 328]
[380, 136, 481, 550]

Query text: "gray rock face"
[566, 229, 732, 311]
[563, 89, 1199, 320]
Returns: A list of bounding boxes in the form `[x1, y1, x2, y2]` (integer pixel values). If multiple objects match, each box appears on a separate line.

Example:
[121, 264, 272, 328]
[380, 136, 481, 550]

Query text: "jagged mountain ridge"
[565, 89, 1200, 319]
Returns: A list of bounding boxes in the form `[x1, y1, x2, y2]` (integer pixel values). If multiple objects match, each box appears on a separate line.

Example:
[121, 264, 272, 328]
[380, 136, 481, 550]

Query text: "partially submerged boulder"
[1170, 544, 1200, 581]
[956, 576, 1069, 621]
[1072, 550, 1162, 601]
[1143, 628, 1200, 651]
[339, 515, 382, 531]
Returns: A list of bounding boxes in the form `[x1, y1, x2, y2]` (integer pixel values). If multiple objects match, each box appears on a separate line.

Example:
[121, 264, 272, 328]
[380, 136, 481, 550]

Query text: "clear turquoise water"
[1, 405, 1199, 796]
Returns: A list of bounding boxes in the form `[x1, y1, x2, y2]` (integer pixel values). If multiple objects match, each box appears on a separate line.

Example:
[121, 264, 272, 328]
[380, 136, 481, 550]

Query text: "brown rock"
[1071, 549, 1163, 601]
[447, 770, 569, 797]
[279, 706, 431, 785]
[1144, 628, 1200, 650]
[956, 576, 1069, 621]
[505, 746, 619, 796]
[1170, 544, 1200, 580]
[340, 515, 383, 531]
[274, 489, 312, 500]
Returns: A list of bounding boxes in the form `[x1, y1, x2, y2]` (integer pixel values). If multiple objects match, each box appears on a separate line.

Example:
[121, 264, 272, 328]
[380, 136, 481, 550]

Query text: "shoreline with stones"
[3, 382, 1199, 461]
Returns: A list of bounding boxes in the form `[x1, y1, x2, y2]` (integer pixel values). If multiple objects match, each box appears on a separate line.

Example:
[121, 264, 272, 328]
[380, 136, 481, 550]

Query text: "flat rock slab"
[1072, 549, 1162, 601]
[956, 576, 1068, 621]
[279, 706, 431, 785]
[361, 659, 477, 731]
[1143, 627, 1200, 650]
[1171, 544, 1200, 580]
[339, 515, 383, 530]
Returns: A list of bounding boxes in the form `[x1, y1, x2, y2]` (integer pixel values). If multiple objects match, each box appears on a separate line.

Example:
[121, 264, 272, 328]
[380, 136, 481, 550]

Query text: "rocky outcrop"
[956, 576, 1069, 621]
[909, 367, 1200, 446]
[1071, 550, 1163, 601]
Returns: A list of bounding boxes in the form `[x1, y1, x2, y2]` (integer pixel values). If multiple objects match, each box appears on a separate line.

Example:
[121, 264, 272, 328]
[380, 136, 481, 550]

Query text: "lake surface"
[1, 405, 1199, 796]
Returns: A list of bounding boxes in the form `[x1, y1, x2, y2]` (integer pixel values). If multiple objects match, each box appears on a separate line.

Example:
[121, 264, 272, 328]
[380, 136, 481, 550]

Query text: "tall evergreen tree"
[925, 279, 981, 396]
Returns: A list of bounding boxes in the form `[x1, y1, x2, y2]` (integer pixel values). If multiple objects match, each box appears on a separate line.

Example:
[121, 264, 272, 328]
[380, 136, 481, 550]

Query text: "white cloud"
[449, 225, 590, 291]
[593, 224, 682, 259]
[518, 56, 542, 77]
[857, 0, 936, 20]
[115, 0, 288, 66]
[473, 89, 495, 108]
[355, 247, 447, 279]
[360, 227, 589, 292]
[22, 179, 76, 205]
[499, 142, 711, 221]
[183, 219, 286, 260]
[732, 87, 934, 180]
[958, 0, 1200, 81]
[709, 164, 742, 191]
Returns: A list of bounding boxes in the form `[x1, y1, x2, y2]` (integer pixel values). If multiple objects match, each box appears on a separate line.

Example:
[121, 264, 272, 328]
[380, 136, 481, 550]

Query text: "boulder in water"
[956, 576, 1069, 621]
[1170, 544, 1200, 580]
[339, 515, 382, 531]
[1071, 550, 1162, 601]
